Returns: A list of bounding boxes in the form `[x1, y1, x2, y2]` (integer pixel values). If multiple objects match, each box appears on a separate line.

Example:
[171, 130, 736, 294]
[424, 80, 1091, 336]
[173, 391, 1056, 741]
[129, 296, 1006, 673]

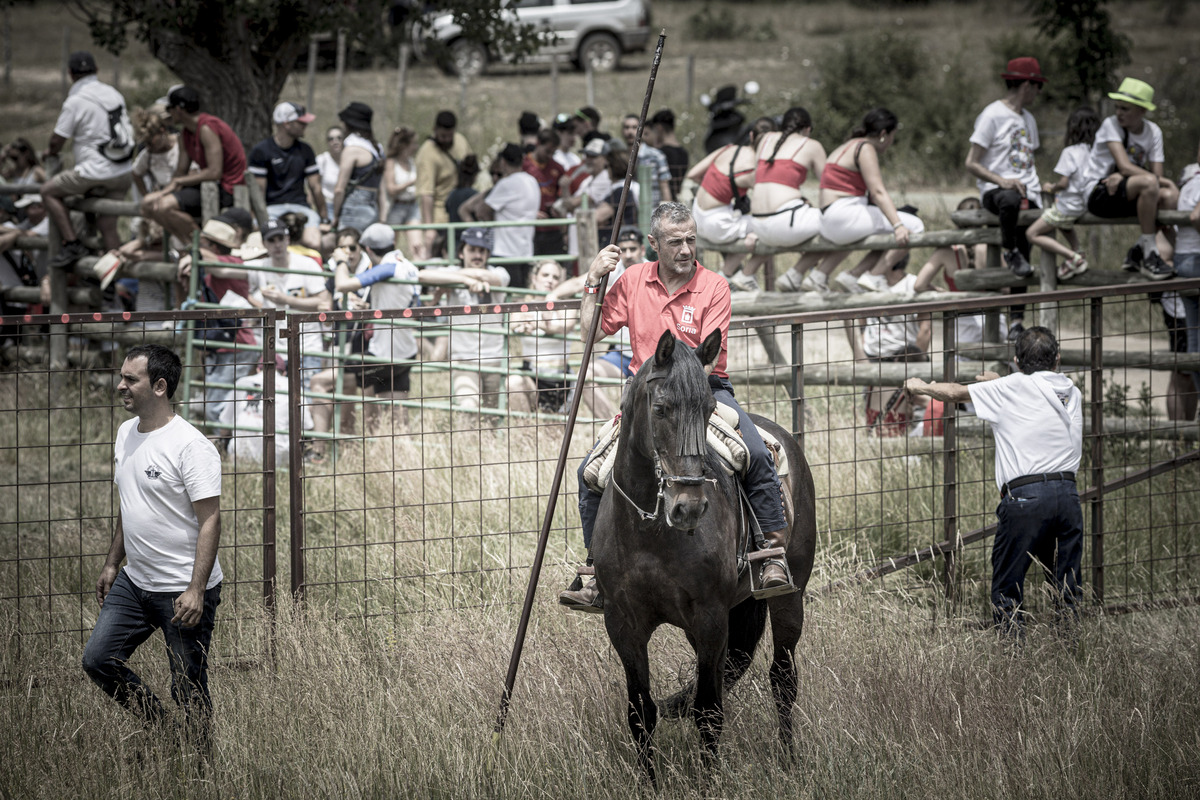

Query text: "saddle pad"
[582, 408, 787, 494]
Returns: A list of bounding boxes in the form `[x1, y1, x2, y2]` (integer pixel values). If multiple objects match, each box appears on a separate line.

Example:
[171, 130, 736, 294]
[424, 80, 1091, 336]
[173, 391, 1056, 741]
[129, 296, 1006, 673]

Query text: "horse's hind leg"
[606, 616, 658, 784]
[726, 596, 768, 688]
[767, 592, 805, 757]
[690, 621, 729, 768]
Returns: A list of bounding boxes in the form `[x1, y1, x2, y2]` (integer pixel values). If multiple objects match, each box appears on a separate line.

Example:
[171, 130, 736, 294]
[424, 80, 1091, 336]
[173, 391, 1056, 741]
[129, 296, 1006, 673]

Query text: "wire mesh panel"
[0, 310, 277, 679]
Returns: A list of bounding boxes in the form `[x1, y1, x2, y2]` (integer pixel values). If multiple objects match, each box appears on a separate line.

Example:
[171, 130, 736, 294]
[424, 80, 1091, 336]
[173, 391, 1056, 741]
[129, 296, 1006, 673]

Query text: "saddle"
[581, 406, 790, 495]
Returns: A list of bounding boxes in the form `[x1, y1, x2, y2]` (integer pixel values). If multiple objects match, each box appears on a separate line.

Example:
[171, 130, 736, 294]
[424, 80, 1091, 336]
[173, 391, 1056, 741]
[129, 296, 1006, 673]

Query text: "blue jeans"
[578, 377, 787, 549]
[1175, 252, 1200, 393]
[339, 188, 379, 234]
[82, 570, 221, 740]
[991, 478, 1083, 632]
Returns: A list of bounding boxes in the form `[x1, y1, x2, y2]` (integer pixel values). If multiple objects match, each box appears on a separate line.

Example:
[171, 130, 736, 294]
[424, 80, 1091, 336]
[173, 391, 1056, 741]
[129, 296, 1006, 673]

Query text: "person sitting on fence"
[507, 260, 577, 416]
[550, 225, 643, 420]
[244, 218, 331, 390]
[686, 115, 774, 289]
[965, 57, 1046, 281]
[560, 202, 795, 611]
[846, 255, 933, 436]
[807, 107, 926, 295]
[906, 326, 1083, 634]
[141, 85, 245, 249]
[40, 51, 134, 270]
[2, 137, 47, 185]
[1026, 106, 1100, 282]
[330, 102, 384, 241]
[422, 226, 510, 411]
[315, 125, 344, 211]
[745, 107, 828, 289]
[1172, 151, 1200, 406]
[278, 211, 324, 269]
[248, 101, 329, 254]
[1079, 78, 1179, 281]
[0, 194, 49, 317]
[416, 110, 474, 260]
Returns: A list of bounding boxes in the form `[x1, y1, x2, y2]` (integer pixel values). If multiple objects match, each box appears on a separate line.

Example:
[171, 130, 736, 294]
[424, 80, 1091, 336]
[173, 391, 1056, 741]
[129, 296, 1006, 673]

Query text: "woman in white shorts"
[745, 107, 826, 286]
[686, 116, 775, 288]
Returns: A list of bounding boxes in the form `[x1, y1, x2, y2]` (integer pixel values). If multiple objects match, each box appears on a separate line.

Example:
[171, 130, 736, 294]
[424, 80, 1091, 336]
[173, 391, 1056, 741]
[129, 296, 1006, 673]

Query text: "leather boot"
[558, 578, 603, 613]
[759, 528, 795, 594]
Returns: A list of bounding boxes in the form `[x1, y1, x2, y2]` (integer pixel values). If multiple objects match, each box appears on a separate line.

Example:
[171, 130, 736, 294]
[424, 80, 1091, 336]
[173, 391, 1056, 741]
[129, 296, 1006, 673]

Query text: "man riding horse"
[560, 202, 793, 609]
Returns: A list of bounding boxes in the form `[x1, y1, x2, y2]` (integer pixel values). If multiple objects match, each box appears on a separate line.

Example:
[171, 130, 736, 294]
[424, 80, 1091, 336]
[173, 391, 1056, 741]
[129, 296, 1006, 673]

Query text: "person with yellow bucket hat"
[1080, 77, 1180, 280]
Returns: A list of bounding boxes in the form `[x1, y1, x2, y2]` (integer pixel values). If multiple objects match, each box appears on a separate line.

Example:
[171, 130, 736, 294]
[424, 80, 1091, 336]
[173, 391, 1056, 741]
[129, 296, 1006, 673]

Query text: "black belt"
[1001, 471, 1075, 497]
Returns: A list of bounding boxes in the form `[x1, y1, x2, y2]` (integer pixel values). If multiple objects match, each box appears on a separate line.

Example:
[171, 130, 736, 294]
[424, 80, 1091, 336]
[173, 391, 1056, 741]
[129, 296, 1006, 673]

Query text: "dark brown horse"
[591, 329, 817, 782]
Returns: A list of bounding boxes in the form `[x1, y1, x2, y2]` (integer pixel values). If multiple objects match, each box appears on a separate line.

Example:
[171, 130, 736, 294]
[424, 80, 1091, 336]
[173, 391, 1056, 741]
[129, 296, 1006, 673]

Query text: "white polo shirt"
[968, 371, 1082, 490]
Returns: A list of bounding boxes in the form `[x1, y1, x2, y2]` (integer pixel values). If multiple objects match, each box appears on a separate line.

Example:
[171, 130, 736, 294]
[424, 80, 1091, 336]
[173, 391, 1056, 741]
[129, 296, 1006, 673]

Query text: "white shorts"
[693, 200, 751, 245]
[818, 195, 924, 245]
[749, 198, 821, 248]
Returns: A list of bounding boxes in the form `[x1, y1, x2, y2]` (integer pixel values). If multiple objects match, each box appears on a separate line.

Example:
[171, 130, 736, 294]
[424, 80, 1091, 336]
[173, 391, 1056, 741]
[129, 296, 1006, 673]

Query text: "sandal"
[1057, 252, 1088, 281]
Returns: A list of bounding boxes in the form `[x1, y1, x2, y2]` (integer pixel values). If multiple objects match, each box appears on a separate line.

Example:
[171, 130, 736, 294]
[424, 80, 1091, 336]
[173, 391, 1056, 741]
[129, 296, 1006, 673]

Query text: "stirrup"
[747, 548, 797, 599]
[559, 567, 604, 614]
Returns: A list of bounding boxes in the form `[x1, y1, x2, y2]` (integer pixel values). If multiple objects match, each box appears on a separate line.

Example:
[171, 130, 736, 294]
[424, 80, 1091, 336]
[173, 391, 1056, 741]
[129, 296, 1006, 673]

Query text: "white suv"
[414, 0, 652, 77]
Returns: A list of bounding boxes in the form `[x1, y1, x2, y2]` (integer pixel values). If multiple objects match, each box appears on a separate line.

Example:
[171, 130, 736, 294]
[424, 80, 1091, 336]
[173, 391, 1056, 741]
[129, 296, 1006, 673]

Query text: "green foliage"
[1026, 0, 1132, 106]
[687, 2, 776, 42]
[807, 32, 980, 180]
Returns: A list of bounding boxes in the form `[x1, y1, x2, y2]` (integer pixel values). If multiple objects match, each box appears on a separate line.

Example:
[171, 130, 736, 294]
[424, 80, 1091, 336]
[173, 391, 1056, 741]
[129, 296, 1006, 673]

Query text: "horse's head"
[625, 329, 722, 531]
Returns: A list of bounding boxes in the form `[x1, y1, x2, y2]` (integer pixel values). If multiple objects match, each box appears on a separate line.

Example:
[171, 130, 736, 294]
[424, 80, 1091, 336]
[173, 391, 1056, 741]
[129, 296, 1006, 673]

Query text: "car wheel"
[443, 38, 487, 77]
[577, 32, 621, 73]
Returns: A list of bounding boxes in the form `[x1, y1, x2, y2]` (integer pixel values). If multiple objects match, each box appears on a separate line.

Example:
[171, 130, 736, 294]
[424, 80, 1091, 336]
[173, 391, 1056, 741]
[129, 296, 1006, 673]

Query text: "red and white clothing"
[601, 260, 730, 378]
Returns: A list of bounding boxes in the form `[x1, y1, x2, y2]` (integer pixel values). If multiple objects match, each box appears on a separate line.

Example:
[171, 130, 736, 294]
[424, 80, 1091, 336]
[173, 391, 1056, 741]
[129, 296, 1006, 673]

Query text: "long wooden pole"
[489, 29, 668, 760]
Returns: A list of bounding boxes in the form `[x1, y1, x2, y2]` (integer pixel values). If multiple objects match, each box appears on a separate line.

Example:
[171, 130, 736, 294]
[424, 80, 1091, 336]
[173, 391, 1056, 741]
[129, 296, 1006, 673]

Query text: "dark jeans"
[578, 376, 787, 549]
[82, 570, 221, 741]
[982, 187, 1031, 319]
[991, 478, 1083, 632]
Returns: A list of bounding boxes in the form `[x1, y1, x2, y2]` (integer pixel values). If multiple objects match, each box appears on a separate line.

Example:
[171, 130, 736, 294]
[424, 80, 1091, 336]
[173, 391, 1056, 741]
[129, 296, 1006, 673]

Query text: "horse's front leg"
[606, 613, 658, 785]
[690, 618, 729, 768]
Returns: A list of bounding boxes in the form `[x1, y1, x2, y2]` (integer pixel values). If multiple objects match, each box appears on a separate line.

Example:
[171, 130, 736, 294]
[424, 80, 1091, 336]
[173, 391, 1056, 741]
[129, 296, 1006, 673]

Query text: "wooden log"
[733, 361, 1002, 387]
[956, 342, 1200, 371]
[1, 285, 98, 305]
[954, 415, 1197, 440]
[950, 267, 1147, 291]
[69, 256, 178, 283]
[951, 208, 1192, 229]
[70, 321, 182, 346]
[729, 289, 994, 316]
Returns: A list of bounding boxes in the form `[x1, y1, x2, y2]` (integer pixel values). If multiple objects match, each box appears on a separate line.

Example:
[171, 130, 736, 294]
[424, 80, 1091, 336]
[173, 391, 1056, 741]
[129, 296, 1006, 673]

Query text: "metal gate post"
[1090, 297, 1105, 605]
[261, 313, 277, 613]
[790, 322, 804, 443]
[941, 311, 959, 603]
[285, 316, 306, 600]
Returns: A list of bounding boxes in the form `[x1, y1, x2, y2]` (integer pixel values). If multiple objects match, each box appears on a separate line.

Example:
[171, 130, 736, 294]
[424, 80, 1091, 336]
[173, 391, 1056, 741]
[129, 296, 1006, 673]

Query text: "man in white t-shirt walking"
[461, 143, 539, 288]
[41, 51, 133, 268]
[965, 57, 1046, 281]
[906, 327, 1083, 634]
[1080, 78, 1179, 280]
[83, 344, 223, 749]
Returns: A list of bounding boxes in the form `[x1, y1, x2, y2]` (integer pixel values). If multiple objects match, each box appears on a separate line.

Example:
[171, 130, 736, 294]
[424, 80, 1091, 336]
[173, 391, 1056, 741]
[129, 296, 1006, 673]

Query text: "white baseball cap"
[273, 102, 315, 125]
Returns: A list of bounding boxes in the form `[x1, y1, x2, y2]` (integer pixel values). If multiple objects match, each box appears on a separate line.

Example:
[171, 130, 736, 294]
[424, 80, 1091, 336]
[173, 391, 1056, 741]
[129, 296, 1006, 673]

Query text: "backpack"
[81, 93, 135, 163]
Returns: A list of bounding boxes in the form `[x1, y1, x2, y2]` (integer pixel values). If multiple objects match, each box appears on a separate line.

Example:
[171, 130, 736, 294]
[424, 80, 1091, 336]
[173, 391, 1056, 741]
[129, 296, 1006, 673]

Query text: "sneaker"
[1003, 248, 1033, 278]
[801, 270, 831, 293]
[775, 269, 803, 293]
[857, 273, 889, 293]
[1057, 252, 1089, 281]
[1006, 321, 1025, 343]
[1139, 251, 1174, 281]
[832, 272, 863, 294]
[49, 239, 89, 270]
[728, 271, 760, 292]
[1122, 244, 1143, 272]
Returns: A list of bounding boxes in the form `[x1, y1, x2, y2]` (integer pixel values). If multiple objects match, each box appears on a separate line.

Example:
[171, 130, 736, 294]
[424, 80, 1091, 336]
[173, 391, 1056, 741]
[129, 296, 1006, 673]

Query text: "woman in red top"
[686, 116, 775, 287]
[809, 108, 924, 294]
[747, 107, 827, 290]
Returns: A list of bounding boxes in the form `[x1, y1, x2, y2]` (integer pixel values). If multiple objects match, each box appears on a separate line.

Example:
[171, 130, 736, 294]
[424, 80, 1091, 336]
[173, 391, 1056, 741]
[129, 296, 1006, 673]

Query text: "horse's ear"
[699, 329, 722, 371]
[653, 330, 676, 369]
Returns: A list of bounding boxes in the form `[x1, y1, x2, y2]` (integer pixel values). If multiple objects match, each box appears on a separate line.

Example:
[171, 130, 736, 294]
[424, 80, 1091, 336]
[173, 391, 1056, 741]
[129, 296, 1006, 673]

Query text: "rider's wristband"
[584, 282, 602, 294]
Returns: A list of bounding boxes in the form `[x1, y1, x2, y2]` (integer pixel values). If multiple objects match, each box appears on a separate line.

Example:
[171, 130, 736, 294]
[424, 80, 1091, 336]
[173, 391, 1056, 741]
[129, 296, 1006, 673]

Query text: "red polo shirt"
[601, 260, 730, 378]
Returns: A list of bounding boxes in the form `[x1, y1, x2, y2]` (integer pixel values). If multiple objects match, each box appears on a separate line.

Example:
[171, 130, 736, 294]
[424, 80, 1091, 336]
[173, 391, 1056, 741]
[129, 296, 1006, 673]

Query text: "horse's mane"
[624, 339, 712, 458]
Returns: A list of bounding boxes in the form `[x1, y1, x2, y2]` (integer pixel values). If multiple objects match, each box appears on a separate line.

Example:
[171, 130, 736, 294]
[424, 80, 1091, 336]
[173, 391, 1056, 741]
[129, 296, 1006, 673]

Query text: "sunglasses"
[342, 244, 360, 253]
[327, 135, 343, 142]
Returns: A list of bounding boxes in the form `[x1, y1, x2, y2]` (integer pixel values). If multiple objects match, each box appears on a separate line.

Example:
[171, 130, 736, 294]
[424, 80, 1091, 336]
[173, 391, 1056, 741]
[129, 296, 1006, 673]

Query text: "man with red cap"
[965, 56, 1047, 340]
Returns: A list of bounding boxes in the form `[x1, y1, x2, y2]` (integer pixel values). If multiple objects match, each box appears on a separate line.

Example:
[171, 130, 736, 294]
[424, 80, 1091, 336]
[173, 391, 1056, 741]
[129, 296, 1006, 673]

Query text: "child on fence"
[1026, 107, 1100, 281]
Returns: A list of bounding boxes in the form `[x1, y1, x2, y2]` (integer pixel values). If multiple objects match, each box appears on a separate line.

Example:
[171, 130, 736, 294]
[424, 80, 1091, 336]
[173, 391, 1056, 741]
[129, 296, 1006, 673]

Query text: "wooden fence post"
[60, 26, 70, 99]
[306, 36, 318, 111]
[334, 30, 347, 113]
[550, 53, 559, 118]
[685, 55, 695, 109]
[396, 42, 410, 120]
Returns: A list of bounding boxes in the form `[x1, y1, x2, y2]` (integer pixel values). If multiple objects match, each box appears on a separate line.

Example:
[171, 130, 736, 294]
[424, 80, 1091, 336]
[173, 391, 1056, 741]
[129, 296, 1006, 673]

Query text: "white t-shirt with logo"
[485, 171, 539, 258]
[355, 250, 422, 361]
[1050, 142, 1092, 217]
[114, 414, 223, 592]
[54, 75, 133, 182]
[246, 252, 327, 356]
[969, 100, 1041, 200]
[968, 371, 1082, 490]
[1081, 116, 1165, 196]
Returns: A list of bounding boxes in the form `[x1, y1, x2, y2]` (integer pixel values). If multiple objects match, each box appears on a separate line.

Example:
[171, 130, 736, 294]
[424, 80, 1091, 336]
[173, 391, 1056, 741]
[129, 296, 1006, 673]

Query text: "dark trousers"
[991, 479, 1083, 632]
[82, 570, 221, 742]
[578, 377, 786, 549]
[982, 188, 1031, 319]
